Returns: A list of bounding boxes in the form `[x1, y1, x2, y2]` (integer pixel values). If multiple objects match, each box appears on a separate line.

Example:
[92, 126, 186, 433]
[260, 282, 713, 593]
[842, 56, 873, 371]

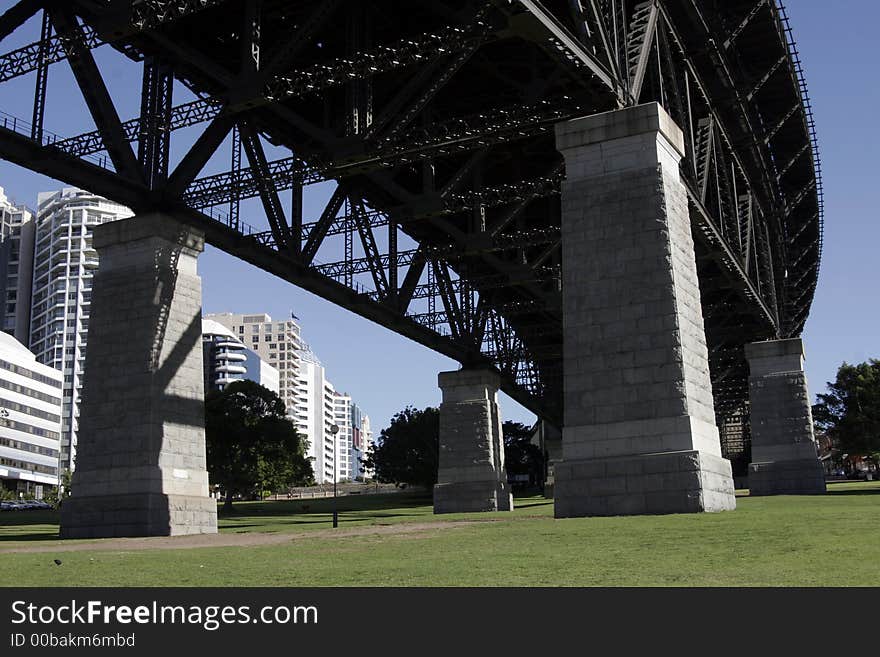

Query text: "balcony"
[215, 351, 246, 363]
[215, 364, 247, 375]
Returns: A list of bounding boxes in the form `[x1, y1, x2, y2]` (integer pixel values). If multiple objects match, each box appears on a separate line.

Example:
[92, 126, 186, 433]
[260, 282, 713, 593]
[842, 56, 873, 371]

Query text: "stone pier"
[553, 103, 736, 517]
[434, 368, 513, 514]
[60, 214, 217, 538]
[746, 339, 826, 495]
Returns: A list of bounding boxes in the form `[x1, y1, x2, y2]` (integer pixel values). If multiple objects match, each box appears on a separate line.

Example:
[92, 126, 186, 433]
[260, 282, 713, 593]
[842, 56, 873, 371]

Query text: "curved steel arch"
[0, 0, 822, 464]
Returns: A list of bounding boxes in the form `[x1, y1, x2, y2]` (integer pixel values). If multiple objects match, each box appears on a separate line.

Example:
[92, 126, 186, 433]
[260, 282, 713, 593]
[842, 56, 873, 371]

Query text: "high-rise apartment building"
[200, 313, 372, 485]
[0, 187, 35, 344]
[297, 345, 334, 483]
[29, 188, 133, 472]
[0, 332, 63, 498]
[360, 415, 374, 478]
[205, 311, 305, 420]
[350, 402, 374, 480]
[332, 391, 352, 482]
[202, 319, 279, 395]
[298, 347, 372, 484]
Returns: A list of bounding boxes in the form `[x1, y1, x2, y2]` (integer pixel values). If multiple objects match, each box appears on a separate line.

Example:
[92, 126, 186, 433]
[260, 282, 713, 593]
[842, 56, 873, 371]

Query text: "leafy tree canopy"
[362, 406, 439, 489]
[205, 380, 313, 510]
[503, 421, 543, 484]
[813, 359, 880, 465]
[362, 408, 545, 490]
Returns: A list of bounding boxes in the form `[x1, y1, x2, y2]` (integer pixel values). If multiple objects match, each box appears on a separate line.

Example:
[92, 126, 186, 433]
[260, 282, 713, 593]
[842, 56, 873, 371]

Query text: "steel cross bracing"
[0, 0, 823, 461]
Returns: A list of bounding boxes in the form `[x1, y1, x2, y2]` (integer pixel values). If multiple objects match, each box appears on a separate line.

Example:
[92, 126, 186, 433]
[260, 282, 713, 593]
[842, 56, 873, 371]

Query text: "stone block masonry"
[553, 103, 736, 517]
[434, 368, 513, 513]
[60, 213, 217, 538]
[746, 338, 825, 495]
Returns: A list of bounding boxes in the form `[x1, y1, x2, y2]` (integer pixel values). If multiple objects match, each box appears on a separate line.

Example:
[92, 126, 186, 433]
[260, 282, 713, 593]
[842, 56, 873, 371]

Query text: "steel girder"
[0, 0, 822, 452]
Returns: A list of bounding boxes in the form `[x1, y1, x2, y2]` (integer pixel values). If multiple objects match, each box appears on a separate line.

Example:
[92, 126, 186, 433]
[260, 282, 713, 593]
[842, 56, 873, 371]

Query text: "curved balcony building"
[202, 319, 279, 395]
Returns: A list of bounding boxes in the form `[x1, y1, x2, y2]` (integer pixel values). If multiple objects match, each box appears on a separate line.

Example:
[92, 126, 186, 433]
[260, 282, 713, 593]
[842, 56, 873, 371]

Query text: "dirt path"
[0, 520, 484, 555]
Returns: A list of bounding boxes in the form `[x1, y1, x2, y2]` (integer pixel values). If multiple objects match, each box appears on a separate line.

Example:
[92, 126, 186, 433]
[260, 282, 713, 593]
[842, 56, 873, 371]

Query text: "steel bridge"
[0, 0, 822, 472]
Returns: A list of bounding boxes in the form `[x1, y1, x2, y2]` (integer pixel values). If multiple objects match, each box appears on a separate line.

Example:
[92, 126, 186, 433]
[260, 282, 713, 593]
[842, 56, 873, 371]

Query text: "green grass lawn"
[1, 482, 878, 586]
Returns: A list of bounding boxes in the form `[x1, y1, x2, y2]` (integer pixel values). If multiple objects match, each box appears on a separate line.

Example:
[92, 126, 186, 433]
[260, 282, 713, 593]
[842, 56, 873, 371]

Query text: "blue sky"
[0, 2, 876, 434]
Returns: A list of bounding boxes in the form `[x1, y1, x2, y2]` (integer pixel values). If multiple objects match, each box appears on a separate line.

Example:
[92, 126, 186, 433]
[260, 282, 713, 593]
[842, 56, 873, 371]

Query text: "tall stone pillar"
[746, 338, 826, 495]
[434, 368, 513, 513]
[553, 103, 736, 517]
[60, 214, 217, 538]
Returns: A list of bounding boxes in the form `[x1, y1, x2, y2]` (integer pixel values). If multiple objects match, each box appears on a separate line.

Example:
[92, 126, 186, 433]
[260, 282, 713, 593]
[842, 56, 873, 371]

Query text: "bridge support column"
[746, 339, 825, 495]
[60, 214, 217, 538]
[553, 102, 736, 517]
[434, 368, 513, 513]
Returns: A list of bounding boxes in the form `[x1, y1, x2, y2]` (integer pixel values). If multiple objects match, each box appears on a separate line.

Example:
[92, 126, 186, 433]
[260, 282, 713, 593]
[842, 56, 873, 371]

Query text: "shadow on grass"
[513, 501, 553, 509]
[0, 510, 59, 526]
[0, 531, 59, 542]
[221, 516, 378, 530]
[218, 493, 433, 518]
[0, 510, 60, 542]
[218, 509, 429, 530]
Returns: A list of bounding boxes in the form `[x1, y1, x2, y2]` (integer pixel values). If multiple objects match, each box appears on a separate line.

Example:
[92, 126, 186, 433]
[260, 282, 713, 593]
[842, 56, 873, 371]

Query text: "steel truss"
[0, 0, 823, 459]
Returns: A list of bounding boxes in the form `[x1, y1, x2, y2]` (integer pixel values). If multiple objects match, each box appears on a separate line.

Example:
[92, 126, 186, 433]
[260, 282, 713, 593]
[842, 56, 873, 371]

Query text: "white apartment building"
[29, 188, 133, 472]
[0, 331, 63, 498]
[205, 311, 306, 427]
[302, 355, 373, 484]
[332, 391, 352, 482]
[360, 415, 374, 479]
[351, 403, 374, 480]
[298, 346, 336, 484]
[0, 187, 35, 344]
[204, 312, 373, 485]
[202, 319, 279, 395]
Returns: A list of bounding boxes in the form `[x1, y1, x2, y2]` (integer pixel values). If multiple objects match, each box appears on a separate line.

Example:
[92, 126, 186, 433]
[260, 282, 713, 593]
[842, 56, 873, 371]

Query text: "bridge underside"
[0, 0, 823, 516]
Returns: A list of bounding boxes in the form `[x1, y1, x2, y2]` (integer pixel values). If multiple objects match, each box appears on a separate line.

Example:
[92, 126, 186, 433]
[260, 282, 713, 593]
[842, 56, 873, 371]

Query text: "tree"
[205, 380, 313, 511]
[813, 359, 880, 470]
[502, 421, 544, 489]
[362, 406, 439, 489]
[44, 469, 72, 508]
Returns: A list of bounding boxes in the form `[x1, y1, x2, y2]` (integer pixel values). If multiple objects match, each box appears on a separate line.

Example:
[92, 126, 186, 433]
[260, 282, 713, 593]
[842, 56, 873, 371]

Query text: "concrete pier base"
[555, 450, 735, 517]
[434, 369, 513, 514]
[746, 339, 825, 495]
[553, 103, 736, 517]
[60, 214, 217, 538]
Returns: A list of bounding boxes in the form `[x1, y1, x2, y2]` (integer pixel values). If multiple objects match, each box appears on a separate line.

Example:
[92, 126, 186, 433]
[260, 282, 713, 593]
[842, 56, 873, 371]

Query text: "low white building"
[0, 332, 63, 498]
